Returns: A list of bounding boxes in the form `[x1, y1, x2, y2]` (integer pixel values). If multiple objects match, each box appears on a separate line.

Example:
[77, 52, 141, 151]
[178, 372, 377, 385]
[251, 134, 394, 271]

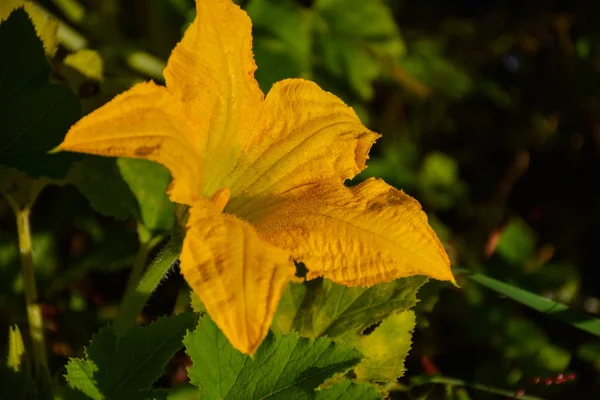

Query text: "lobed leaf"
[274, 276, 427, 339]
[184, 315, 364, 399]
[65, 313, 196, 400]
[274, 277, 423, 385]
[65, 358, 102, 400]
[338, 311, 415, 383]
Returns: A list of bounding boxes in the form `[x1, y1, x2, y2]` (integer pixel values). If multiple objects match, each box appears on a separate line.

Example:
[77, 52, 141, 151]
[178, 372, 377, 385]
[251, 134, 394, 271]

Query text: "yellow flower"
[57, 0, 454, 354]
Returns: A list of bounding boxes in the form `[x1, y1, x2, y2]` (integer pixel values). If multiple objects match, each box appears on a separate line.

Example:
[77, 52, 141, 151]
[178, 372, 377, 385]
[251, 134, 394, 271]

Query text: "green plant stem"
[410, 376, 546, 400]
[14, 206, 49, 375]
[113, 238, 181, 337]
[122, 226, 161, 303]
[122, 241, 150, 305]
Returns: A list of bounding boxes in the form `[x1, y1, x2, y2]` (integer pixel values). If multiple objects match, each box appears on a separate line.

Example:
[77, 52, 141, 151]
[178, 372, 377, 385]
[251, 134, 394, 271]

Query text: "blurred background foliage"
[1, 0, 600, 398]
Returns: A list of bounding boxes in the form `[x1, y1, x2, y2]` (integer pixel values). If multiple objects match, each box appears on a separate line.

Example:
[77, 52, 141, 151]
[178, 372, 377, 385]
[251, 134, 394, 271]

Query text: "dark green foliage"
[0, 9, 80, 179]
[65, 313, 196, 400]
[69, 156, 139, 220]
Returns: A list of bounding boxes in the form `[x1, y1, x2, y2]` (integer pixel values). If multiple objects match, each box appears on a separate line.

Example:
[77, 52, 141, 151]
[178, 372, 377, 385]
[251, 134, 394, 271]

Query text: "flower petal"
[254, 178, 454, 286]
[180, 201, 296, 355]
[164, 0, 263, 196]
[225, 79, 380, 218]
[57, 82, 202, 205]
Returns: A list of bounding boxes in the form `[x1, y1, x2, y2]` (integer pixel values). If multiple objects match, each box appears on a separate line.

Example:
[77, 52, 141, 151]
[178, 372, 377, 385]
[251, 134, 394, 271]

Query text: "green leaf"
[417, 152, 466, 210]
[65, 358, 102, 400]
[68, 155, 139, 220]
[495, 218, 536, 264]
[535, 344, 571, 371]
[274, 278, 425, 386]
[69, 156, 174, 231]
[184, 315, 362, 400]
[315, 379, 383, 400]
[502, 317, 548, 358]
[65, 313, 196, 400]
[577, 341, 600, 371]
[189, 292, 206, 315]
[462, 270, 600, 337]
[151, 384, 201, 400]
[117, 158, 174, 232]
[358, 139, 419, 190]
[338, 311, 415, 383]
[247, 0, 312, 91]
[399, 39, 474, 99]
[0, 9, 80, 179]
[313, 0, 404, 100]
[274, 276, 427, 339]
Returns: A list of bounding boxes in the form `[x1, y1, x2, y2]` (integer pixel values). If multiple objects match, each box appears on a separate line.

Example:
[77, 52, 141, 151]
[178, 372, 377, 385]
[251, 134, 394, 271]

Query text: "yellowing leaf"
[58, 82, 202, 205]
[273, 276, 426, 339]
[180, 199, 296, 355]
[255, 178, 453, 286]
[341, 311, 415, 382]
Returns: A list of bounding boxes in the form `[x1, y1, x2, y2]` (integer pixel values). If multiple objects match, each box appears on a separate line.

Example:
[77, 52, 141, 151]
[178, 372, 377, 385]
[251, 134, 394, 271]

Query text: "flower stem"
[122, 225, 161, 302]
[113, 237, 181, 336]
[14, 206, 49, 376]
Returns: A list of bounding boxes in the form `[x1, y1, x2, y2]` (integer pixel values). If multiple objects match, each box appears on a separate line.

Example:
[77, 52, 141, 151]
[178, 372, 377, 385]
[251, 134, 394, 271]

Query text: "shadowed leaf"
[0, 9, 80, 179]
[65, 313, 196, 400]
